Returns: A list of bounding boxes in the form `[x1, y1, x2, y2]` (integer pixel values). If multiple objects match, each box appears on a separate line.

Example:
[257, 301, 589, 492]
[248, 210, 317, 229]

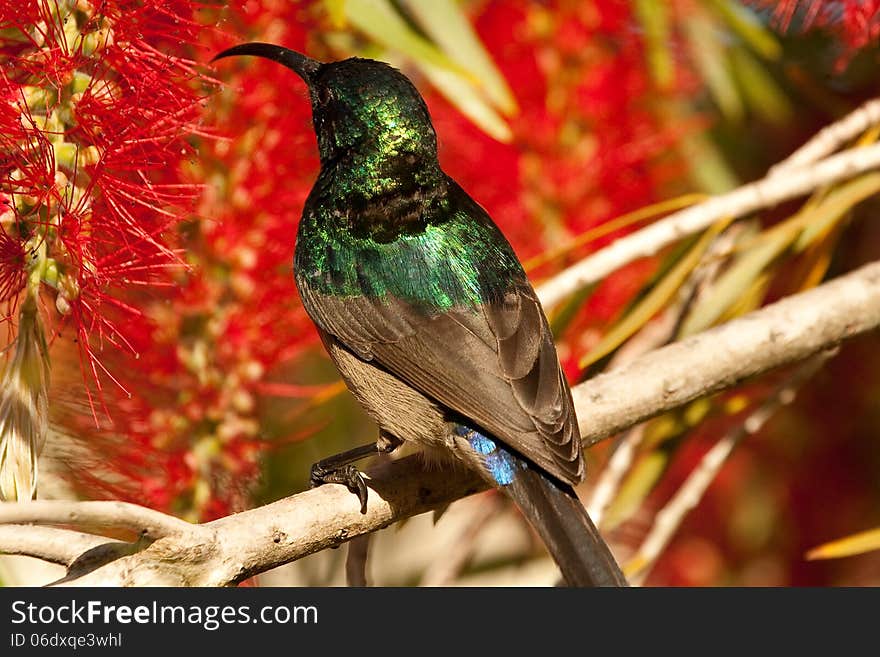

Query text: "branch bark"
[2, 259, 879, 585]
[572, 259, 880, 446]
[0, 525, 122, 567]
[535, 140, 880, 311]
[770, 98, 880, 175]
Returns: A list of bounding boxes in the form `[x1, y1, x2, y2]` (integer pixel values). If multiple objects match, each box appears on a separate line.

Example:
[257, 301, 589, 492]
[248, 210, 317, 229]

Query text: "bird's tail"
[502, 464, 627, 586]
[455, 425, 627, 587]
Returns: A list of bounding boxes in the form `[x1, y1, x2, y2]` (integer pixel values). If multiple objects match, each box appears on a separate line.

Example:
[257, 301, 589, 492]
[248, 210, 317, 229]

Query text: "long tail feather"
[502, 465, 627, 587]
[457, 425, 627, 587]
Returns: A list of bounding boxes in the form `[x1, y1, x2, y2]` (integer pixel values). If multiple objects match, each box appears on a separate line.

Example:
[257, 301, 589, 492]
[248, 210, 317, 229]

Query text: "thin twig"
[536, 142, 880, 311]
[586, 424, 646, 525]
[345, 535, 371, 587]
[770, 98, 880, 175]
[0, 500, 197, 540]
[0, 524, 123, 566]
[626, 353, 831, 585]
[573, 259, 880, 446]
[587, 223, 749, 524]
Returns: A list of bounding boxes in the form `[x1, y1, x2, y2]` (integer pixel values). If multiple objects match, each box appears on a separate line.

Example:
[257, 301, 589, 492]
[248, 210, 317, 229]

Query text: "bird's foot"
[310, 462, 369, 514]
[308, 434, 403, 515]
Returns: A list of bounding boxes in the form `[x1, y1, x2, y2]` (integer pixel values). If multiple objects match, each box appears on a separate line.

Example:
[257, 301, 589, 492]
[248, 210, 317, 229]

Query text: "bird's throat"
[317, 150, 448, 242]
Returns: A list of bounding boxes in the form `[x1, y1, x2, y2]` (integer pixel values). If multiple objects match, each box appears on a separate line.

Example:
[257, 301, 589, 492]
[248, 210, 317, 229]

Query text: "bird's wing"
[298, 275, 584, 485]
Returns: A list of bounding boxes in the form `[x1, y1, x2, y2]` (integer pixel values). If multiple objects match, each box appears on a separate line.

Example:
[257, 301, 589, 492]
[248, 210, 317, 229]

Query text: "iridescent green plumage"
[213, 43, 627, 586]
[294, 58, 524, 310]
[296, 182, 525, 309]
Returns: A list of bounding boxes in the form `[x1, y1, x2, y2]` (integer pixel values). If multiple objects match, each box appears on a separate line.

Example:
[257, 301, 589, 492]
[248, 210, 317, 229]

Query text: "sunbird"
[214, 43, 626, 586]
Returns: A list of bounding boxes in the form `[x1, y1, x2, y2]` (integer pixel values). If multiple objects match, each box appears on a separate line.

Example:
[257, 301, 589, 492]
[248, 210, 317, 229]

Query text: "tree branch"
[0, 525, 122, 567]
[770, 97, 880, 175]
[0, 500, 198, 540]
[1, 259, 879, 585]
[535, 141, 880, 311]
[572, 259, 880, 446]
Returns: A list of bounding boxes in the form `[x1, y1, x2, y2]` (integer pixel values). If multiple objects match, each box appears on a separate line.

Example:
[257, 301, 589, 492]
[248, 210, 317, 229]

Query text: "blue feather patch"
[455, 425, 524, 486]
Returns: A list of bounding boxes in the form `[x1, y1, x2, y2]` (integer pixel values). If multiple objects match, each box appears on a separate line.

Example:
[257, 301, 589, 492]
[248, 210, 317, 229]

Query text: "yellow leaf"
[400, 0, 517, 115]
[525, 193, 707, 272]
[716, 268, 771, 323]
[579, 220, 729, 369]
[680, 221, 793, 335]
[788, 220, 845, 293]
[323, 0, 347, 28]
[642, 414, 684, 450]
[344, 0, 470, 77]
[794, 172, 880, 251]
[635, 0, 674, 89]
[807, 527, 880, 560]
[603, 452, 668, 531]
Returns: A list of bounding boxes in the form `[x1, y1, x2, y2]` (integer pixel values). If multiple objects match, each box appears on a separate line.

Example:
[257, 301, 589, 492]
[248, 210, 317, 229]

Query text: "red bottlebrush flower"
[45, 1, 327, 518]
[0, 217, 25, 306]
[0, 0, 211, 500]
[1, 0, 208, 361]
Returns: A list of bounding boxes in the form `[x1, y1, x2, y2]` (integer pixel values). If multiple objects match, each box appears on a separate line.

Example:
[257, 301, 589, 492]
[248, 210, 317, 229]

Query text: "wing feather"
[300, 283, 584, 484]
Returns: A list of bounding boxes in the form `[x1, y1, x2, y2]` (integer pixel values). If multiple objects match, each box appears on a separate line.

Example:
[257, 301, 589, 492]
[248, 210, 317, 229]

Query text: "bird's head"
[213, 43, 438, 168]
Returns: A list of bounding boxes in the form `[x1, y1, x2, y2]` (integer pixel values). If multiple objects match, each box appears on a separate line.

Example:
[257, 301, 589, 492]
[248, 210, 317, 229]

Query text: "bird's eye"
[318, 86, 333, 105]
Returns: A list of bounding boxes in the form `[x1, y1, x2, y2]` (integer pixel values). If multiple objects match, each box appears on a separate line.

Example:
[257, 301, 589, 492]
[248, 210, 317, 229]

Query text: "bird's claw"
[310, 463, 369, 514]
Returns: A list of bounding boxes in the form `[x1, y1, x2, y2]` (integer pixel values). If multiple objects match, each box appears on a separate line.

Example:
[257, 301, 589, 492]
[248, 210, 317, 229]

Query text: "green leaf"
[682, 172, 880, 334]
[417, 63, 512, 142]
[344, 0, 470, 76]
[549, 284, 596, 339]
[400, 0, 518, 115]
[706, 0, 782, 60]
[794, 172, 880, 251]
[635, 0, 675, 89]
[729, 47, 792, 124]
[603, 452, 668, 531]
[679, 223, 790, 335]
[344, 0, 511, 141]
[685, 12, 743, 121]
[678, 124, 741, 193]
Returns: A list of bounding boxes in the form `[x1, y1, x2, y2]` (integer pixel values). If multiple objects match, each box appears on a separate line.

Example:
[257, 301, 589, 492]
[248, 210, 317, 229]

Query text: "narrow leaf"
[525, 194, 707, 272]
[707, 0, 782, 60]
[685, 13, 743, 121]
[579, 220, 728, 369]
[323, 0, 347, 28]
[401, 0, 518, 115]
[344, 0, 470, 77]
[418, 64, 512, 142]
[603, 452, 668, 531]
[635, 0, 675, 89]
[807, 527, 880, 560]
[729, 47, 792, 124]
[794, 172, 880, 250]
[679, 221, 795, 335]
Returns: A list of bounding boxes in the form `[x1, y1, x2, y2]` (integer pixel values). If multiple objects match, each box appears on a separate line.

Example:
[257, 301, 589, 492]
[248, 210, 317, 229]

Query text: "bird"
[213, 42, 627, 587]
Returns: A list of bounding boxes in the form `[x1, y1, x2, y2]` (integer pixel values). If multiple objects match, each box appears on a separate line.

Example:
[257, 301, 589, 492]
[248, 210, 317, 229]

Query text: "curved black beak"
[212, 42, 321, 84]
